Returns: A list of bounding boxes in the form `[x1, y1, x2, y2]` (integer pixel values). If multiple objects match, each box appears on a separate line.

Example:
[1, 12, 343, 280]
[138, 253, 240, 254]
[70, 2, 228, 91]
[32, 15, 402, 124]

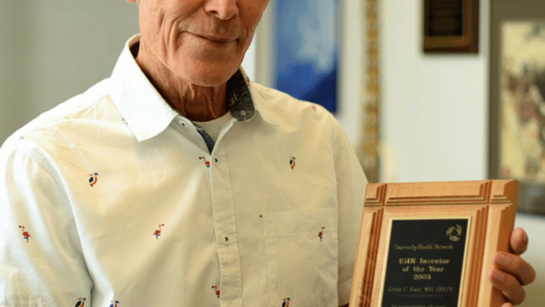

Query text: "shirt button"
[215, 158, 219, 163]
[224, 237, 229, 244]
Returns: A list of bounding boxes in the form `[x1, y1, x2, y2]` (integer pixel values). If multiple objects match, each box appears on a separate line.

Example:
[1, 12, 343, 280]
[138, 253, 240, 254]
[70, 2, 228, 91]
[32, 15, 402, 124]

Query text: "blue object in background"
[274, 0, 339, 113]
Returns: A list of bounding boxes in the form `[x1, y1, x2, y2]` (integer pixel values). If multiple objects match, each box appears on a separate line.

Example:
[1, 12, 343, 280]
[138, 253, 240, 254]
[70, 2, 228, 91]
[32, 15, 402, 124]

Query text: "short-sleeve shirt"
[0, 35, 366, 307]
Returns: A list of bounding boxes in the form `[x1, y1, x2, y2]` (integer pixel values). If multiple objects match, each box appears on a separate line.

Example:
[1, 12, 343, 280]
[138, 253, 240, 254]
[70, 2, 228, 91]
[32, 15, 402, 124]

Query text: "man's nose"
[204, 0, 238, 21]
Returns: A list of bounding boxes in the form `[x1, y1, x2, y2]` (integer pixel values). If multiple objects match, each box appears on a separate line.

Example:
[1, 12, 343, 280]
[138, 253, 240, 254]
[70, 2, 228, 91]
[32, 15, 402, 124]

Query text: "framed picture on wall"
[273, 0, 340, 113]
[423, 0, 479, 53]
[490, 0, 545, 215]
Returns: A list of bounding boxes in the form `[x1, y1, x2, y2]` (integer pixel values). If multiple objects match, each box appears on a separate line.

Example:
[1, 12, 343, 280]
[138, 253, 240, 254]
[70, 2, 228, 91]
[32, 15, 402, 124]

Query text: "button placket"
[209, 143, 243, 307]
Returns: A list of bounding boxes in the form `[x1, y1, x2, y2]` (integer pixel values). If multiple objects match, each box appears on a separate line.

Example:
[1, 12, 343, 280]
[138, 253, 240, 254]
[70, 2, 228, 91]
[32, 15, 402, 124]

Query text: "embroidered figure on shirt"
[289, 157, 296, 169]
[19, 225, 31, 243]
[318, 227, 325, 242]
[282, 297, 291, 307]
[246, 76, 251, 87]
[211, 285, 220, 298]
[259, 215, 263, 218]
[312, 105, 317, 112]
[75, 298, 86, 307]
[199, 157, 211, 168]
[89, 173, 99, 187]
[153, 224, 165, 240]
[109, 300, 119, 307]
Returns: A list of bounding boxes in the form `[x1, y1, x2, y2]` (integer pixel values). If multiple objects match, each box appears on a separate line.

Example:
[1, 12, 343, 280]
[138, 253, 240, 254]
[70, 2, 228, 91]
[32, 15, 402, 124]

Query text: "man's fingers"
[510, 227, 528, 255]
[489, 251, 536, 306]
[493, 252, 536, 286]
[488, 267, 526, 305]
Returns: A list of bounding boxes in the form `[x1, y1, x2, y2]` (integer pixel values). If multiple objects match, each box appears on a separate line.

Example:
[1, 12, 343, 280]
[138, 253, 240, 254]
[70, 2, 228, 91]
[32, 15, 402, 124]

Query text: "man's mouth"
[190, 33, 235, 43]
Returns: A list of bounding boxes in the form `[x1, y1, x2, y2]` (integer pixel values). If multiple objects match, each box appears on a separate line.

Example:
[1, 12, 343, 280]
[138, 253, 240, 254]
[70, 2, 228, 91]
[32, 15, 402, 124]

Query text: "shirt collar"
[110, 35, 178, 142]
[228, 69, 279, 126]
[238, 69, 280, 126]
[110, 35, 278, 142]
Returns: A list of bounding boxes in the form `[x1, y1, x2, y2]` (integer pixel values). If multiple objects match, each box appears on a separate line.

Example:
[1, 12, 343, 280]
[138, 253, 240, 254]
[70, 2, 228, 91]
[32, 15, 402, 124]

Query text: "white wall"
[0, 2, 30, 143]
[380, 0, 489, 183]
[337, 0, 365, 146]
[0, 1, 139, 143]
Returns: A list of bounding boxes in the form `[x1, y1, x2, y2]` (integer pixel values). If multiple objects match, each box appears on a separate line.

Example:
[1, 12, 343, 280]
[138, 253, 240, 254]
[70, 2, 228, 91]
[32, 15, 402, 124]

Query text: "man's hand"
[487, 227, 536, 306]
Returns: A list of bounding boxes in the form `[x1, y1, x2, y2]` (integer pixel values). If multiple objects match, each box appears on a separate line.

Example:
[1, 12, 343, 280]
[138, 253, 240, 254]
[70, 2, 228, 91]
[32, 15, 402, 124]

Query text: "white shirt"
[0, 35, 366, 307]
[194, 113, 232, 143]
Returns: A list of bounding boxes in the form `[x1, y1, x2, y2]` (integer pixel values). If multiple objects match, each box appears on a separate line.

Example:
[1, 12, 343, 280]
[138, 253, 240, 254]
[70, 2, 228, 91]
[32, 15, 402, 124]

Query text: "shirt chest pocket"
[263, 208, 339, 307]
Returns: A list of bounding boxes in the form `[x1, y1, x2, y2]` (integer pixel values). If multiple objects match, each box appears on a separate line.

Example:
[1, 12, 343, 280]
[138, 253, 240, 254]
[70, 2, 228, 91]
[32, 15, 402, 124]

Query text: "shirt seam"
[15, 138, 69, 194]
[15, 92, 110, 143]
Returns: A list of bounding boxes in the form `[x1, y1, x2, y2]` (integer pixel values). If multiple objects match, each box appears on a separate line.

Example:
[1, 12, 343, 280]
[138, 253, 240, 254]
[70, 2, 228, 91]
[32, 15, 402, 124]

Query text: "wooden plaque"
[349, 180, 518, 307]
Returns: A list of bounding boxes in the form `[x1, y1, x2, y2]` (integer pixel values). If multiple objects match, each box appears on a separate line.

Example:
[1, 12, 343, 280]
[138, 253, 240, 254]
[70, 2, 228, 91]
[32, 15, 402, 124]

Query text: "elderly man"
[0, 0, 535, 306]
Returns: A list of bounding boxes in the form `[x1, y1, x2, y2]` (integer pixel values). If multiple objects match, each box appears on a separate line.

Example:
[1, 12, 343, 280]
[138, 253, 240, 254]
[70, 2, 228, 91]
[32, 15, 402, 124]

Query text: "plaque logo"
[446, 224, 463, 242]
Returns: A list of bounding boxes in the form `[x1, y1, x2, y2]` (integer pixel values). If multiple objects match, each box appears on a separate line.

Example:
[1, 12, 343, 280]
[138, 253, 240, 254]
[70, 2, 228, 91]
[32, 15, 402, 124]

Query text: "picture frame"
[423, 0, 479, 53]
[358, 0, 380, 183]
[489, 0, 545, 215]
[349, 180, 518, 307]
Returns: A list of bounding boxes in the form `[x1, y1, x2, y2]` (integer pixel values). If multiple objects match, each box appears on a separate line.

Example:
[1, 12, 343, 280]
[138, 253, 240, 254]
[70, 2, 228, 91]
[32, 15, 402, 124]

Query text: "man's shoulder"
[1, 78, 114, 152]
[250, 82, 337, 125]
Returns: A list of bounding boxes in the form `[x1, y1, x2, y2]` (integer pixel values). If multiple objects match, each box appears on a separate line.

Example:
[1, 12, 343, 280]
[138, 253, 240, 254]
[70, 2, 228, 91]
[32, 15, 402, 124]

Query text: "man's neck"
[135, 44, 228, 122]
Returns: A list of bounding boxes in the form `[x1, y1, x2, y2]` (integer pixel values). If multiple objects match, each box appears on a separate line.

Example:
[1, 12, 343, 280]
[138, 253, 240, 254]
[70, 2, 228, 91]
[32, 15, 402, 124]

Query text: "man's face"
[132, 0, 269, 87]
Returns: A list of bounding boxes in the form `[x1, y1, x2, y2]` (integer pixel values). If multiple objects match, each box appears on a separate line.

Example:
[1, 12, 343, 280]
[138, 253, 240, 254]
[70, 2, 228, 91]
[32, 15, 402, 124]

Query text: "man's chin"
[179, 65, 239, 88]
